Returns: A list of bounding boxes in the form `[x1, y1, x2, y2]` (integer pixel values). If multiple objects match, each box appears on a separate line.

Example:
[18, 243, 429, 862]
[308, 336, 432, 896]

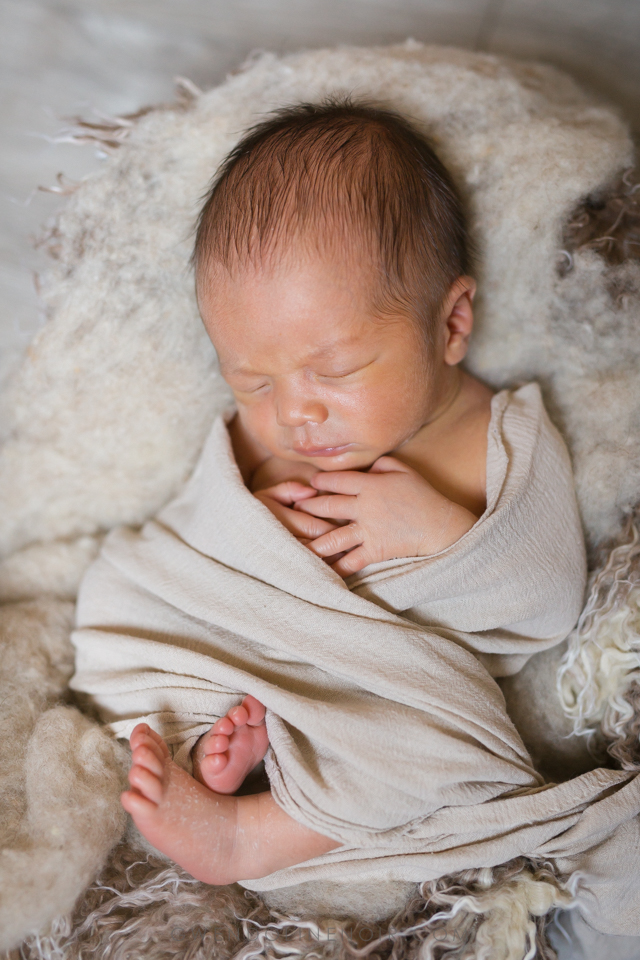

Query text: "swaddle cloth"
[70, 383, 640, 915]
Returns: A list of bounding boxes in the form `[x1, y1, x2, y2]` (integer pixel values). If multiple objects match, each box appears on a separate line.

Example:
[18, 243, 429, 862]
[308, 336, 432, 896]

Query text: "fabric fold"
[70, 382, 640, 912]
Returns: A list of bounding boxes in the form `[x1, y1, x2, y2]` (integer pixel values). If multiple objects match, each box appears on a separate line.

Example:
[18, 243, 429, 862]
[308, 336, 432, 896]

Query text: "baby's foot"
[122, 724, 245, 885]
[192, 694, 269, 795]
[122, 724, 338, 885]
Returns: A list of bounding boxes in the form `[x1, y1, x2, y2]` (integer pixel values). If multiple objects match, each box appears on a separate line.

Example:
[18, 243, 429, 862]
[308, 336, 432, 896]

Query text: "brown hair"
[193, 98, 470, 336]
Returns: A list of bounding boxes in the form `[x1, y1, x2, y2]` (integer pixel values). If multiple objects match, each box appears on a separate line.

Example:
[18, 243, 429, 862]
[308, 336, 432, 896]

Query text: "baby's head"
[194, 99, 475, 471]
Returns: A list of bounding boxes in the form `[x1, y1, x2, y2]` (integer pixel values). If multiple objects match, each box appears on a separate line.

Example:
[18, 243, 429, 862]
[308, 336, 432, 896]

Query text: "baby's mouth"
[291, 443, 354, 457]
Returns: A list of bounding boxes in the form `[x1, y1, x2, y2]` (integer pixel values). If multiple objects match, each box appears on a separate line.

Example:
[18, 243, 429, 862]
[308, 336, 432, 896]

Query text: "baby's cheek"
[238, 404, 278, 450]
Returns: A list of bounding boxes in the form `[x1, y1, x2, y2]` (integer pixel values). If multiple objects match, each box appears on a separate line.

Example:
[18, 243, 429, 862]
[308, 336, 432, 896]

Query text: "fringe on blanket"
[43, 76, 201, 155]
[13, 843, 575, 960]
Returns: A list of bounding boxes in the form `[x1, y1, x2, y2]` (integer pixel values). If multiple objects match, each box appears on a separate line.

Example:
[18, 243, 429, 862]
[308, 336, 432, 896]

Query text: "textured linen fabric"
[347, 383, 587, 677]
[69, 382, 640, 915]
[3, 43, 640, 952]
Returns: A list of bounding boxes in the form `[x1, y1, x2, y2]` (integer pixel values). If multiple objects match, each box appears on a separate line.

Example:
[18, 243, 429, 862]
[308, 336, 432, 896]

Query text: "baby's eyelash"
[233, 381, 269, 394]
[316, 358, 376, 380]
[316, 368, 360, 380]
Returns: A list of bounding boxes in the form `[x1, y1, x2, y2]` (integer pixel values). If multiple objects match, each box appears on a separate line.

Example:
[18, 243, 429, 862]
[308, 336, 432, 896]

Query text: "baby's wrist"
[418, 501, 477, 557]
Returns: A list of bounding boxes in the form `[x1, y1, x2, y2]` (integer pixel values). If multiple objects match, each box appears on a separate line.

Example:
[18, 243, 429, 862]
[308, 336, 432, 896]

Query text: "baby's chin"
[280, 446, 381, 472]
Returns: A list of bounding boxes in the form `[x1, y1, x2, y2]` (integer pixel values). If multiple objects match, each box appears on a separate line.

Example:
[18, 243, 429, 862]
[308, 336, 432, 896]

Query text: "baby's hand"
[254, 481, 344, 549]
[295, 456, 478, 577]
[250, 456, 318, 493]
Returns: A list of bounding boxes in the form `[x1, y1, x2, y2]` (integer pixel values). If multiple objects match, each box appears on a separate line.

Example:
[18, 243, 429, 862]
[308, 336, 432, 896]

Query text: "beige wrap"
[70, 384, 640, 926]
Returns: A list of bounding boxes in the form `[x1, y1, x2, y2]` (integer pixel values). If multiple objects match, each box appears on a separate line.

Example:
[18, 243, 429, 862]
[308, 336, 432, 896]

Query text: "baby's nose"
[276, 396, 328, 427]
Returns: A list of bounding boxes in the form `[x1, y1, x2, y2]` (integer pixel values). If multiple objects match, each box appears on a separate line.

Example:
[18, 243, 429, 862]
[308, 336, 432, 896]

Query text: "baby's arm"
[296, 455, 478, 576]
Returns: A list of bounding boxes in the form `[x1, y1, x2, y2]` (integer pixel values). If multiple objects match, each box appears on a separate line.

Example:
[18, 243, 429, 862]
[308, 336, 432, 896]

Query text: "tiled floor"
[1, 5, 640, 956]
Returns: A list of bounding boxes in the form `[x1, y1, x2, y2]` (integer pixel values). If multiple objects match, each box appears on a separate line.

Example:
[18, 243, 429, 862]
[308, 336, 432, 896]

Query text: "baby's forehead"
[198, 232, 380, 305]
[201, 255, 407, 369]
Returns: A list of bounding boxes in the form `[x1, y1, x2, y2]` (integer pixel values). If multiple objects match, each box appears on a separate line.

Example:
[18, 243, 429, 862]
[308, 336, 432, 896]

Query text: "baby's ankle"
[234, 792, 277, 880]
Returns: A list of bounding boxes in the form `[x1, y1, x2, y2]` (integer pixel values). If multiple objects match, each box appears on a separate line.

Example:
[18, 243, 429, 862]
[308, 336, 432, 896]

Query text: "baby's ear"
[442, 276, 475, 366]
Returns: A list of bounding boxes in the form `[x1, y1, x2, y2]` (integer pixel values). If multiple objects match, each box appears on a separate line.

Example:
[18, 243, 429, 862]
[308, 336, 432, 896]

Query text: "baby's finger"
[322, 550, 348, 565]
[368, 455, 409, 474]
[294, 494, 356, 520]
[331, 546, 370, 577]
[301, 541, 347, 566]
[264, 499, 337, 539]
[311, 471, 368, 495]
[309, 523, 362, 558]
[258, 481, 317, 505]
[285, 509, 339, 540]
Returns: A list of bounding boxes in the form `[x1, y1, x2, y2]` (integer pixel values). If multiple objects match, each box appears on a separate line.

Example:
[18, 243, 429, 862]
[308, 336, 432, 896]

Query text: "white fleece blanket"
[70, 383, 640, 902]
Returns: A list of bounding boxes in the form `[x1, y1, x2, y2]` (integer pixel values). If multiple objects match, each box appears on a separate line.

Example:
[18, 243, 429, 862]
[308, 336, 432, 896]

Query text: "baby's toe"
[243, 695, 266, 726]
[121, 788, 158, 819]
[204, 733, 230, 756]
[212, 716, 234, 737]
[131, 743, 164, 777]
[201, 752, 229, 776]
[228, 703, 249, 727]
[128, 763, 164, 804]
[130, 724, 170, 759]
[134, 732, 169, 766]
[145, 726, 171, 756]
[129, 722, 151, 750]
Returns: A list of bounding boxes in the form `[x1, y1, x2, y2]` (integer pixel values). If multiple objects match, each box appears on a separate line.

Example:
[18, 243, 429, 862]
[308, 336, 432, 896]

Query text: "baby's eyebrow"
[307, 338, 362, 359]
[222, 363, 263, 377]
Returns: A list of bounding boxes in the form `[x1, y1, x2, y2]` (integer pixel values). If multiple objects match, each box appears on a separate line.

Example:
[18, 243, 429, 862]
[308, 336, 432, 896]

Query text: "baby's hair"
[193, 97, 470, 338]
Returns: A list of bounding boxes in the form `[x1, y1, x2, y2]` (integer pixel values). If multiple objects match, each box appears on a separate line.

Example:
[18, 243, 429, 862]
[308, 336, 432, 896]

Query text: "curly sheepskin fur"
[1, 42, 640, 959]
[17, 843, 572, 960]
[559, 510, 640, 766]
[0, 600, 127, 948]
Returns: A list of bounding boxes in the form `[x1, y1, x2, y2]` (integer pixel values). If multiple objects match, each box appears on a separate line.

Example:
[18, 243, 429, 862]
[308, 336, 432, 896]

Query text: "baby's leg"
[192, 694, 269, 794]
[122, 723, 338, 885]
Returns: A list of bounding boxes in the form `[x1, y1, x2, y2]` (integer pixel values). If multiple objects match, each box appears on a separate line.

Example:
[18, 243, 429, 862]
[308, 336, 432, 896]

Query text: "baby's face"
[198, 251, 447, 472]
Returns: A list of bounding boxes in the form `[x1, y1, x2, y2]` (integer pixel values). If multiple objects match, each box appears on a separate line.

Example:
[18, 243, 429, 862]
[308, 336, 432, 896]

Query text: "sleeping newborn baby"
[71, 100, 587, 887]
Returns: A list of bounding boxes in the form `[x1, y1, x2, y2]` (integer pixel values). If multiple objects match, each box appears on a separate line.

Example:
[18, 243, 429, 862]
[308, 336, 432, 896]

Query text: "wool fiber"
[1, 43, 640, 957]
[0, 42, 636, 559]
